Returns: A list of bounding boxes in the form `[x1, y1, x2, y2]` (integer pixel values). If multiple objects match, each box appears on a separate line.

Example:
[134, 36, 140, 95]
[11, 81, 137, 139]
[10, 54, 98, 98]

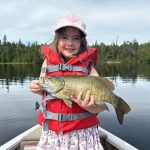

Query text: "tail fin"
[115, 96, 131, 125]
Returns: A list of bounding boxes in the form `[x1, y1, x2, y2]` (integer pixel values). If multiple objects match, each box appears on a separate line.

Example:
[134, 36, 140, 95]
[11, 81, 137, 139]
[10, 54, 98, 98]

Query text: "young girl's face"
[57, 27, 81, 59]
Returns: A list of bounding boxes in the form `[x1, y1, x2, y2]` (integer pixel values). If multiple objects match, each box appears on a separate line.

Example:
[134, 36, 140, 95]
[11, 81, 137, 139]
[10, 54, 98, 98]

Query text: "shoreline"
[0, 62, 34, 64]
[106, 61, 121, 64]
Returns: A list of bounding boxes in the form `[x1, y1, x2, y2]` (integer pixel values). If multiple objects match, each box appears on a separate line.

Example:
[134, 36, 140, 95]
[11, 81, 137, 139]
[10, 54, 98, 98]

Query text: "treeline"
[0, 35, 150, 63]
[91, 40, 150, 63]
[0, 35, 43, 64]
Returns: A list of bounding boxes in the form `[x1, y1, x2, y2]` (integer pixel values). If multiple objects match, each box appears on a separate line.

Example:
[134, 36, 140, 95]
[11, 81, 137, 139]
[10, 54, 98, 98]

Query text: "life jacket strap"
[43, 111, 93, 121]
[40, 92, 94, 131]
[40, 92, 93, 121]
[41, 92, 93, 121]
[41, 64, 89, 74]
[42, 111, 93, 131]
[43, 119, 49, 131]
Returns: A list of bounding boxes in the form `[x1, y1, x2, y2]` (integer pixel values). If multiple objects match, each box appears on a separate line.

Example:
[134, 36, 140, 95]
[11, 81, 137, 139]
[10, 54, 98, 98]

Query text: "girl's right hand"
[29, 80, 43, 95]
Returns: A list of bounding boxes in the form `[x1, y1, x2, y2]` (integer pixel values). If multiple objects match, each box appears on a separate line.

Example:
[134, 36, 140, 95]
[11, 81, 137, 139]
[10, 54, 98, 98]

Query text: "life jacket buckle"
[59, 64, 73, 71]
[58, 64, 63, 70]
[58, 114, 72, 121]
[58, 114, 62, 121]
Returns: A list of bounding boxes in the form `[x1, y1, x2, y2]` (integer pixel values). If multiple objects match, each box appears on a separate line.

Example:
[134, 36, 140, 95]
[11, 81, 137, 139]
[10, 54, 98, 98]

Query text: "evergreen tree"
[0, 35, 149, 64]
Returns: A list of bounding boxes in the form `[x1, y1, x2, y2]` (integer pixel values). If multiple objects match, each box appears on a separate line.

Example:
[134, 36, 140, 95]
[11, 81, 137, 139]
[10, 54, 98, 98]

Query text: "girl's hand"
[70, 90, 104, 114]
[29, 80, 43, 95]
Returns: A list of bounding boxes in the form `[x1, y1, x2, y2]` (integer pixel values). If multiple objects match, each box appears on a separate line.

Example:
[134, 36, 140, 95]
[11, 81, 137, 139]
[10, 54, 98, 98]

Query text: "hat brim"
[55, 25, 87, 36]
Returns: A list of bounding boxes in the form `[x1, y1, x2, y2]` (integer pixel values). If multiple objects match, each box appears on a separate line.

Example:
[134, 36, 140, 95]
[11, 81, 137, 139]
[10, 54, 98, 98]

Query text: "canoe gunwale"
[98, 126, 138, 150]
[0, 125, 40, 150]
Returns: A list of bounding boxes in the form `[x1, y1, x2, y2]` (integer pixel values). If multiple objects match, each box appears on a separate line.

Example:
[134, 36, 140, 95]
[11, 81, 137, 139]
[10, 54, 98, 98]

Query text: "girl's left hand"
[70, 90, 104, 114]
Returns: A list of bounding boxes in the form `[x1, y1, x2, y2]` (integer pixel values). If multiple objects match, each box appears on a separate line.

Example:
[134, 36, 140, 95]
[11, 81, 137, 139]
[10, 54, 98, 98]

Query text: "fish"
[39, 75, 131, 125]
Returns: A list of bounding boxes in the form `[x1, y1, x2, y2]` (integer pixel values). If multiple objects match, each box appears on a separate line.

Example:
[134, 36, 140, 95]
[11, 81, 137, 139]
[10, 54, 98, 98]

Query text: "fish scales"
[63, 76, 109, 100]
[39, 75, 131, 125]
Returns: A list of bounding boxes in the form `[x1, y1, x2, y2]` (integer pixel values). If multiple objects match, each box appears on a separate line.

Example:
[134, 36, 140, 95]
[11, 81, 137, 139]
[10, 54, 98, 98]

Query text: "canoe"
[0, 124, 138, 150]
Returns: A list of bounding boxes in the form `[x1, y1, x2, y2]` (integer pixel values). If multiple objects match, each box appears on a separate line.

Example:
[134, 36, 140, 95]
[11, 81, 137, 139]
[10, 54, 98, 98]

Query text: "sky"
[0, 0, 150, 45]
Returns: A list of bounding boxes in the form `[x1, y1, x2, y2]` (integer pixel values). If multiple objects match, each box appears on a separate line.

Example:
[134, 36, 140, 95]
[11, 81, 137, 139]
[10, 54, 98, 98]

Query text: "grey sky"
[0, 0, 150, 45]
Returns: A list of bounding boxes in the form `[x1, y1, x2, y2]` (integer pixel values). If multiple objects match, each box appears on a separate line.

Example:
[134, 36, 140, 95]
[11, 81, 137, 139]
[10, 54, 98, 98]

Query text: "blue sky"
[0, 0, 150, 45]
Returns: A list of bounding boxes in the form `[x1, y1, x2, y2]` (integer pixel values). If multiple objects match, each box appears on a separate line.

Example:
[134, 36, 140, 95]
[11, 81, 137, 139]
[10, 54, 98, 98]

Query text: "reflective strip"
[42, 112, 93, 131]
[43, 111, 93, 121]
[41, 64, 89, 74]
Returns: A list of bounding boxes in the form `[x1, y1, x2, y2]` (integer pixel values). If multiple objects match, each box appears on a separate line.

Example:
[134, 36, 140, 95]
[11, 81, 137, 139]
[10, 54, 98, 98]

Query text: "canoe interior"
[1, 125, 137, 150]
[14, 126, 118, 150]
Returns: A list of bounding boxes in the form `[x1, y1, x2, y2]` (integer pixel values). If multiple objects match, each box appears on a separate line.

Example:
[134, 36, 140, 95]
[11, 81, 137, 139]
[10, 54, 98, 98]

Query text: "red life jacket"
[38, 46, 99, 134]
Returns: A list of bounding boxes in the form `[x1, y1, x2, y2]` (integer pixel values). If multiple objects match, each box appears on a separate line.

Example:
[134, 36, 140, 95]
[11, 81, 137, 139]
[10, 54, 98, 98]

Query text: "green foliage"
[90, 39, 150, 64]
[0, 35, 150, 64]
[0, 35, 43, 64]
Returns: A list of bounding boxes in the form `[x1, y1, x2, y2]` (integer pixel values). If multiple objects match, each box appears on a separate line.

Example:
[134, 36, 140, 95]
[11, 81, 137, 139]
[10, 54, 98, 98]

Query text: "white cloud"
[0, 0, 150, 44]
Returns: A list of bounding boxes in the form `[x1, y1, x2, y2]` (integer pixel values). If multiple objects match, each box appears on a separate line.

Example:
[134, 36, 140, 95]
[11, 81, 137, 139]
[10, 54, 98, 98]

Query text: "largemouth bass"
[39, 75, 131, 124]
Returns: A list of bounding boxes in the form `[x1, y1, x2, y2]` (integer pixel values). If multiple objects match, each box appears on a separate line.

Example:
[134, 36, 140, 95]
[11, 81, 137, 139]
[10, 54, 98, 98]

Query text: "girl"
[29, 13, 104, 150]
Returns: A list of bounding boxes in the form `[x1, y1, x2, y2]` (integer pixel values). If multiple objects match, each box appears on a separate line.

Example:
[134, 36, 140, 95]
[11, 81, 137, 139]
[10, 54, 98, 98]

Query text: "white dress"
[36, 125, 104, 150]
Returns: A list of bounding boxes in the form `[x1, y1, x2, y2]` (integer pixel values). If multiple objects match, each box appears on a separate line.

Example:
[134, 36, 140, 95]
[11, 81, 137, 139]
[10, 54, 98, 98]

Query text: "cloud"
[0, 0, 150, 44]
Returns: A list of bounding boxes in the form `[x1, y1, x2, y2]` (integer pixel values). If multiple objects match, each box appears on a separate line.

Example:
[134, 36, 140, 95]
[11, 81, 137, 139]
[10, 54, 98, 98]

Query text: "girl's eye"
[60, 35, 81, 42]
[73, 37, 81, 41]
[61, 36, 67, 39]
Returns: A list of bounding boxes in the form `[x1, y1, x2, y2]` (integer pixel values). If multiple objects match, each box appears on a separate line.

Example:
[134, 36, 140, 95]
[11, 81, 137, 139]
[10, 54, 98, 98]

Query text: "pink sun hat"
[55, 13, 87, 36]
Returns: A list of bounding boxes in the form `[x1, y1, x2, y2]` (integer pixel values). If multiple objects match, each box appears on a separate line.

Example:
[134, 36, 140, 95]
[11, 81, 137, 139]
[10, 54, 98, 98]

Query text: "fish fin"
[64, 99, 72, 108]
[115, 96, 131, 125]
[95, 76, 115, 91]
[95, 102, 109, 111]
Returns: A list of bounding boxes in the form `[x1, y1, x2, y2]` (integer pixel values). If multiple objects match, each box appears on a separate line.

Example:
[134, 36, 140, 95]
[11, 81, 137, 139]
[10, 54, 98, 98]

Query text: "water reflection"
[1, 63, 149, 96]
[96, 62, 150, 82]
[0, 63, 150, 91]
[0, 64, 41, 91]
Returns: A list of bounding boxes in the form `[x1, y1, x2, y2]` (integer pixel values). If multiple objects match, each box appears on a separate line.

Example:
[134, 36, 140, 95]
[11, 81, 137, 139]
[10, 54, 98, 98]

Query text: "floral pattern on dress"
[36, 125, 104, 150]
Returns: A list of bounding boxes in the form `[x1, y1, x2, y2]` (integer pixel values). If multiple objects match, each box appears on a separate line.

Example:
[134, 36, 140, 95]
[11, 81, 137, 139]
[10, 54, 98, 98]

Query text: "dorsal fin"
[95, 76, 115, 91]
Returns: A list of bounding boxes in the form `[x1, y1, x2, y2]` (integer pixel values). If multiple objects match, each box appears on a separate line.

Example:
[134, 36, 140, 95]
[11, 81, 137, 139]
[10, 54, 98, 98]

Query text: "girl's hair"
[48, 27, 88, 55]
[40, 27, 93, 69]
[40, 27, 89, 65]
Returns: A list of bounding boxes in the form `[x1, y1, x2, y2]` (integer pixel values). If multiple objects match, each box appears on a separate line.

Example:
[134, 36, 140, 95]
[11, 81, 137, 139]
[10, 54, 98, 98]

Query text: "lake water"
[0, 63, 150, 150]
